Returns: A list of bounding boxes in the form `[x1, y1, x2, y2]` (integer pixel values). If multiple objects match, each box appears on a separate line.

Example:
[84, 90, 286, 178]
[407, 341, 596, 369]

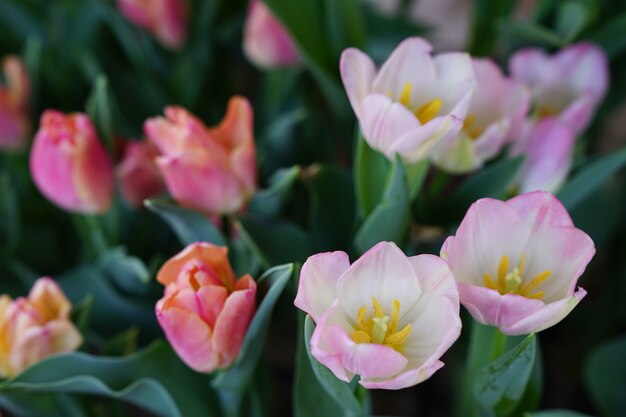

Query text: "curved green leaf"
[584, 336, 626, 417]
[248, 165, 301, 218]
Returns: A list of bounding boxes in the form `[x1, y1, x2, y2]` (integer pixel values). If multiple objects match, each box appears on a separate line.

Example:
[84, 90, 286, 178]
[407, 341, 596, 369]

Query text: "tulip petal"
[431, 52, 475, 116]
[27, 277, 72, 321]
[507, 190, 574, 228]
[157, 243, 235, 288]
[340, 48, 377, 118]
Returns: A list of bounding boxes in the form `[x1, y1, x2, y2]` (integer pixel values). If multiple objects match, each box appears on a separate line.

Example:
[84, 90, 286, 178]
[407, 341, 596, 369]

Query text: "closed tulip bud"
[30, 110, 114, 214]
[0, 55, 30, 151]
[0, 277, 82, 377]
[243, 0, 300, 69]
[144, 97, 257, 216]
[117, 140, 165, 208]
[117, 0, 188, 49]
[155, 243, 257, 372]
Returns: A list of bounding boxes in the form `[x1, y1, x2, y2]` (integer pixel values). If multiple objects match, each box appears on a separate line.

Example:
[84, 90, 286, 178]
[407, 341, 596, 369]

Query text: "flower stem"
[74, 214, 108, 258]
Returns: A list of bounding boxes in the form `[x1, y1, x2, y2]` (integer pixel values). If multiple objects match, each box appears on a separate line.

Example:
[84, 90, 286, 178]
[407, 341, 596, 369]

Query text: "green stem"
[489, 329, 508, 361]
[74, 214, 108, 258]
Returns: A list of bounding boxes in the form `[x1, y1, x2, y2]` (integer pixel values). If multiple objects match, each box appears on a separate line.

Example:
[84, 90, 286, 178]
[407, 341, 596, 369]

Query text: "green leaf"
[0, 171, 20, 256]
[584, 336, 626, 417]
[473, 334, 537, 417]
[354, 154, 409, 254]
[101, 327, 140, 357]
[557, 148, 626, 211]
[497, 20, 566, 48]
[406, 160, 430, 200]
[99, 247, 151, 295]
[555, 1, 589, 41]
[525, 411, 596, 417]
[0, 341, 218, 417]
[469, 0, 517, 55]
[85, 75, 115, 152]
[589, 13, 626, 57]
[303, 316, 363, 416]
[145, 197, 226, 246]
[248, 166, 301, 218]
[354, 134, 390, 218]
[323, 0, 366, 58]
[212, 264, 294, 415]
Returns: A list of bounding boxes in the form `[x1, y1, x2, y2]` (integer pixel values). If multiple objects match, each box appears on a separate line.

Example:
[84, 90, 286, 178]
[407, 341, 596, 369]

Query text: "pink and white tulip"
[0, 56, 30, 151]
[441, 191, 595, 335]
[0, 277, 82, 377]
[144, 96, 257, 216]
[510, 118, 575, 193]
[117, 0, 188, 49]
[243, 0, 300, 69]
[117, 140, 165, 208]
[432, 58, 529, 173]
[30, 110, 114, 214]
[509, 42, 608, 139]
[155, 242, 256, 372]
[340, 37, 475, 163]
[295, 241, 461, 389]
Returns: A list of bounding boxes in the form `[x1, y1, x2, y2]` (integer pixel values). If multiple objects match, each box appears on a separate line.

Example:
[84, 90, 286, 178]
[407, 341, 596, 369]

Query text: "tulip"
[243, 0, 300, 69]
[295, 241, 461, 389]
[432, 58, 529, 173]
[510, 118, 575, 193]
[144, 96, 257, 215]
[30, 110, 114, 214]
[0, 277, 82, 377]
[116, 0, 187, 49]
[340, 37, 475, 163]
[509, 42, 608, 138]
[441, 191, 595, 335]
[0, 55, 30, 151]
[117, 140, 165, 208]
[155, 242, 256, 372]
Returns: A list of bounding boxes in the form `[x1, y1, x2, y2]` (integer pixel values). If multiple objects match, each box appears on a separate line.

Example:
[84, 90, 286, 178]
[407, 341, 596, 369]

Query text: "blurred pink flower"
[442, 191, 595, 335]
[0, 55, 30, 151]
[30, 110, 114, 214]
[144, 97, 257, 216]
[243, 0, 300, 69]
[295, 241, 461, 389]
[0, 277, 82, 377]
[117, 0, 188, 49]
[156, 242, 256, 372]
[432, 58, 529, 173]
[341, 37, 475, 163]
[117, 140, 165, 208]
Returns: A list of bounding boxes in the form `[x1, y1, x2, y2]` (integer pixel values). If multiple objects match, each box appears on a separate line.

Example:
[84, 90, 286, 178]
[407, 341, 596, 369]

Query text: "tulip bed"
[1, 1, 626, 416]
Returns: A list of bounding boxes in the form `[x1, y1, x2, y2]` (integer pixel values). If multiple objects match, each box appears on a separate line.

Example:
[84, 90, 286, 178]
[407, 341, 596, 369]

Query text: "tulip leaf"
[303, 316, 364, 416]
[85, 74, 115, 152]
[470, 0, 517, 55]
[497, 20, 566, 48]
[323, 0, 366, 58]
[354, 154, 409, 254]
[589, 13, 626, 58]
[525, 411, 596, 417]
[354, 134, 391, 218]
[212, 264, 294, 414]
[557, 148, 626, 211]
[248, 165, 301, 218]
[99, 246, 151, 295]
[555, 1, 589, 41]
[584, 336, 626, 417]
[144, 197, 227, 246]
[473, 334, 537, 417]
[0, 341, 219, 417]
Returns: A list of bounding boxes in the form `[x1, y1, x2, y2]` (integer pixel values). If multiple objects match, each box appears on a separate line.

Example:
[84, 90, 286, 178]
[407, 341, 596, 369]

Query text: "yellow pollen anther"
[484, 254, 551, 299]
[462, 114, 484, 140]
[372, 297, 384, 318]
[399, 83, 413, 107]
[351, 330, 371, 344]
[350, 297, 412, 351]
[385, 323, 412, 346]
[415, 98, 443, 124]
[497, 255, 510, 289]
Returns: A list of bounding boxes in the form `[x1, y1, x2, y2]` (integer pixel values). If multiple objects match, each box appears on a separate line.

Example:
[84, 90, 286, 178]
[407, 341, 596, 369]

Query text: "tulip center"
[462, 115, 484, 140]
[535, 105, 557, 120]
[351, 297, 412, 351]
[393, 82, 443, 125]
[483, 255, 552, 299]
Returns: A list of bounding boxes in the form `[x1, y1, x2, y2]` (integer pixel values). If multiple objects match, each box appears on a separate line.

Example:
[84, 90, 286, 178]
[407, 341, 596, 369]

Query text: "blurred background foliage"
[1, 0, 626, 416]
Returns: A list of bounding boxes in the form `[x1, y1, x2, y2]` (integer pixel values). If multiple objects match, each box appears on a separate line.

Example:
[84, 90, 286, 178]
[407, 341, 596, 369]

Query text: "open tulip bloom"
[442, 191, 595, 335]
[340, 36, 475, 164]
[295, 241, 461, 389]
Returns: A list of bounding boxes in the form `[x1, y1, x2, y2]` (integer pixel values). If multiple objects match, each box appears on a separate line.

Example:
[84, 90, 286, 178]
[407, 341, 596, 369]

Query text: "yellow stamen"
[484, 272, 496, 289]
[486, 254, 550, 300]
[351, 330, 371, 344]
[399, 83, 413, 107]
[519, 270, 551, 296]
[415, 98, 443, 124]
[389, 299, 400, 334]
[497, 255, 510, 289]
[372, 297, 384, 318]
[357, 305, 369, 331]
[385, 324, 412, 346]
[351, 298, 411, 352]
[519, 254, 526, 275]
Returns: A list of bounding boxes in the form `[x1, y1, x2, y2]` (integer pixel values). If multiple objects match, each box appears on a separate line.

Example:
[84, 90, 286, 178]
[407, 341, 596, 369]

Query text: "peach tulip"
[155, 243, 257, 372]
[0, 278, 82, 377]
[295, 241, 461, 389]
[442, 191, 595, 335]
[144, 97, 257, 215]
[117, 140, 165, 208]
[117, 0, 188, 49]
[30, 110, 114, 214]
[0, 56, 30, 151]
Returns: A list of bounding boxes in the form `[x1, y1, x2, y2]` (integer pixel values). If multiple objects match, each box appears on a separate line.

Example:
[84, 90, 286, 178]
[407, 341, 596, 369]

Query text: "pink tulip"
[155, 243, 257, 372]
[144, 96, 257, 215]
[0, 277, 82, 377]
[432, 58, 529, 173]
[295, 241, 461, 389]
[340, 37, 475, 163]
[117, 0, 188, 49]
[510, 118, 575, 193]
[30, 110, 114, 214]
[0, 55, 30, 151]
[243, 0, 300, 69]
[509, 42, 608, 138]
[117, 140, 165, 208]
[441, 191, 595, 335]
